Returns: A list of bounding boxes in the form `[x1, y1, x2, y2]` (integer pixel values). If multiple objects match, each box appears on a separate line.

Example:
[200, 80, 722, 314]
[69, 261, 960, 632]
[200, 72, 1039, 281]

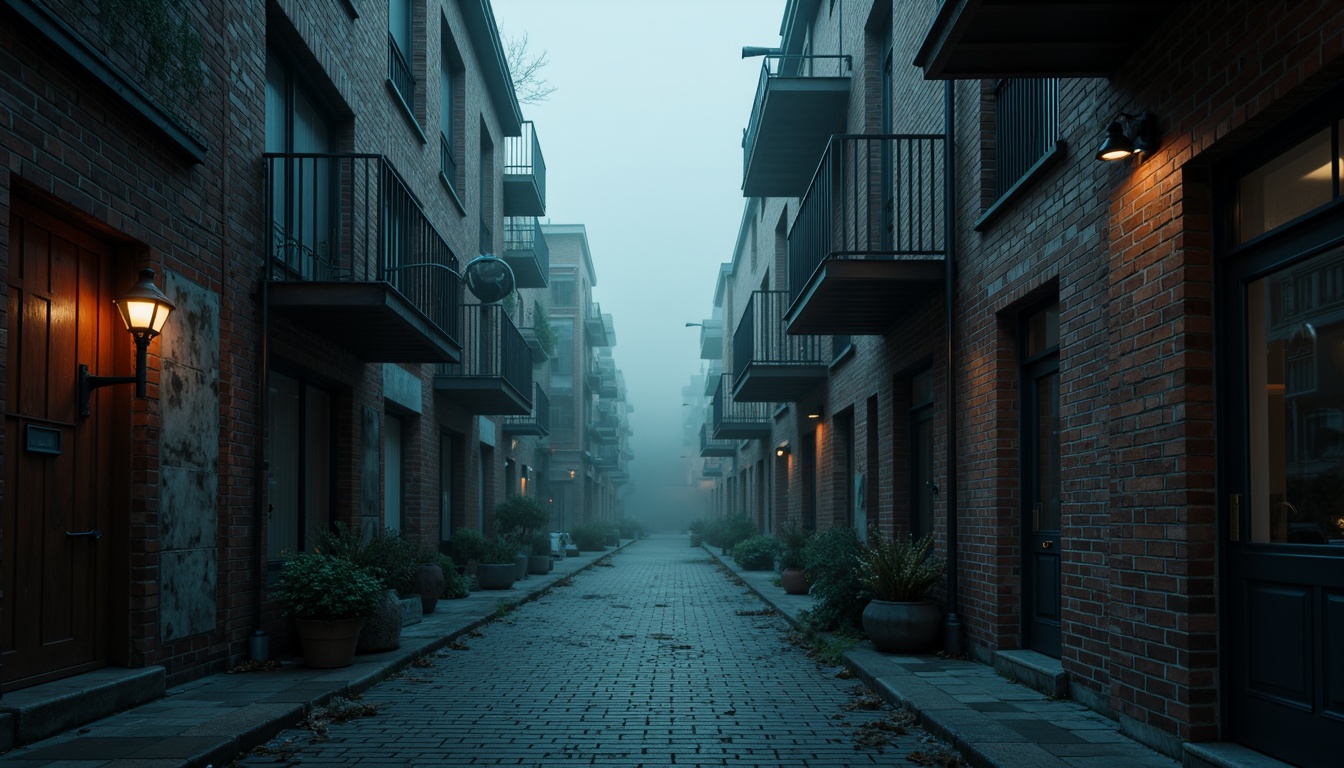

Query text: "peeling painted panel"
[160, 548, 217, 642]
[161, 466, 217, 550]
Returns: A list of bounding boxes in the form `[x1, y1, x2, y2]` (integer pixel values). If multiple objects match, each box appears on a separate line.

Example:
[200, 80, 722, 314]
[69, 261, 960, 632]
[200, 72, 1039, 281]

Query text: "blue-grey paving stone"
[236, 536, 955, 767]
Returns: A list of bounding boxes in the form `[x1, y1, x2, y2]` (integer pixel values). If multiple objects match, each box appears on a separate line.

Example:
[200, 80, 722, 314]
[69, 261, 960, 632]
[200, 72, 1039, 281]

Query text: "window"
[268, 371, 333, 561]
[384, 413, 404, 533]
[909, 368, 935, 539]
[479, 125, 494, 253]
[388, 0, 415, 112]
[266, 50, 334, 279]
[993, 78, 1060, 200]
[1238, 123, 1343, 243]
[439, 19, 463, 196]
[551, 274, 577, 307]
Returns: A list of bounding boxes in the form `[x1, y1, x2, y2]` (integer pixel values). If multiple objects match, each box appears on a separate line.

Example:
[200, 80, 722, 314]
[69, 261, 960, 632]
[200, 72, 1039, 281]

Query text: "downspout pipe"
[250, 205, 272, 662]
[942, 78, 963, 655]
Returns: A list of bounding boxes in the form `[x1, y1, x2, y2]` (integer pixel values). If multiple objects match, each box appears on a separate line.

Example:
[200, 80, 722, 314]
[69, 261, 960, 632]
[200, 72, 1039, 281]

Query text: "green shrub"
[800, 526, 869, 633]
[776, 523, 810, 571]
[435, 554, 470, 599]
[273, 552, 385, 621]
[733, 535, 780, 570]
[317, 522, 420, 595]
[617, 517, 645, 539]
[856, 529, 945, 602]
[571, 522, 608, 551]
[447, 528, 491, 565]
[494, 495, 551, 539]
[530, 532, 552, 556]
[718, 513, 757, 551]
[482, 537, 520, 564]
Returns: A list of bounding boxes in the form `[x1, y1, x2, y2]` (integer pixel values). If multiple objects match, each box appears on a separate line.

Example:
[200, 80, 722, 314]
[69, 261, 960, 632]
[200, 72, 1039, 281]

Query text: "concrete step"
[0, 666, 165, 750]
[992, 649, 1067, 698]
[1183, 742, 1296, 768]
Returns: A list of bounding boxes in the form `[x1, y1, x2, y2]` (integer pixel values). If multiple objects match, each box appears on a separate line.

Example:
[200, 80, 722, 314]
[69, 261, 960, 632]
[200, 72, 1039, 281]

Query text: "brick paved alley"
[236, 535, 960, 767]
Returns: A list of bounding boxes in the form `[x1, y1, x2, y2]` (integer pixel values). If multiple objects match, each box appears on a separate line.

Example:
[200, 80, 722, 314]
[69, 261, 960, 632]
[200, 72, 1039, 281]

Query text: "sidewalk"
[0, 543, 630, 767]
[702, 542, 1287, 768]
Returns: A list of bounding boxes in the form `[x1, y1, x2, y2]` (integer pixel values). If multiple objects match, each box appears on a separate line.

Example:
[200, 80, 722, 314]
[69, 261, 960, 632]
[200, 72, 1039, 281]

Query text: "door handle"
[65, 530, 103, 540]
[1041, 541, 1053, 549]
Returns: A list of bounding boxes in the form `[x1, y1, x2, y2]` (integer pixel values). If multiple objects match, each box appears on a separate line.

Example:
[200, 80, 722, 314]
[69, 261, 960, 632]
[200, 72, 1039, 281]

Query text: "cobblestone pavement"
[236, 536, 962, 767]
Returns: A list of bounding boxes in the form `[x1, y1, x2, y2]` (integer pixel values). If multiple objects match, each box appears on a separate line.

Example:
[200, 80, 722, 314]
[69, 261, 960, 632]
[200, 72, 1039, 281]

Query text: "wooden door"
[3, 200, 115, 689]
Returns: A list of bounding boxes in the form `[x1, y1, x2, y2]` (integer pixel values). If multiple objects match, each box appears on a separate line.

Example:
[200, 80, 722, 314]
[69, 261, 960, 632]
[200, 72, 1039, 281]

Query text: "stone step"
[0, 666, 165, 750]
[1183, 742, 1297, 768]
[992, 649, 1067, 699]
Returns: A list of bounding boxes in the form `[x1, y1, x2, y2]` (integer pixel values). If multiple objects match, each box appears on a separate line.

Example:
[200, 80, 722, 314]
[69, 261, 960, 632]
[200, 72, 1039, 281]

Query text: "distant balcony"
[265, 153, 462, 363]
[733, 291, 827, 402]
[434, 303, 532, 414]
[742, 54, 851, 198]
[711, 374, 770, 441]
[592, 444, 619, 470]
[585, 302, 610, 347]
[702, 458, 724, 478]
[502, 383, 550, 437]
[697, 319, 723, 360]
[914, 0, 1181, 80]
[597, 359, 619, 398]
[503, 120, 546, 216]
[609, 470, 630, 485]
[590, 410, 620, 445]
[704, 362, 723, 397]
[503, 217, 550, 288]
[700, 423, 735, 458]
[786, 135, 947, 336]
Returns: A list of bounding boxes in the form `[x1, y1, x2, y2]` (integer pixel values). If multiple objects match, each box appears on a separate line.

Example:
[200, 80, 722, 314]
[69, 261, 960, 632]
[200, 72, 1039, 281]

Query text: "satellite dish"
[463, 254, 515, 303]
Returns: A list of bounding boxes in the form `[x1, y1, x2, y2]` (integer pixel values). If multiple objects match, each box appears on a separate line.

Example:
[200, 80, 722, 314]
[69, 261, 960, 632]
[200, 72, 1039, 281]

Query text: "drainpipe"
[250, 266, 271, 662]
[942, 78, 963, 655]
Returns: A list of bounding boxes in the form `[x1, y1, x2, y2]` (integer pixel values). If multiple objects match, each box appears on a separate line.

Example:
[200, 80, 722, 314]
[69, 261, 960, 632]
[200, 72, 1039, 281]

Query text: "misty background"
[491, 1, 784, 532]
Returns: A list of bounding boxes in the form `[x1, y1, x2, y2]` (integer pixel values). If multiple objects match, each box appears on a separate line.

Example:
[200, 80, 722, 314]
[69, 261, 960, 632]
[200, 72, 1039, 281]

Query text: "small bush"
[482, 537, 520, 564]
[317, 522, 420, 595]
[494, 495, 551, 539]
[274, 552, 385, 621]
[733, 535, 780, 570]
[776, 523, 810, 571]
[800, 526, 869, 633]
[447, 528, 491, 566]
[617, 517, 646, 539]
[530, 533, 552, 556]
[571, 523, 608, 551]
[857, 529, 945, 602]
[707, 513, 756, 550]
[435, 554, 470, 599]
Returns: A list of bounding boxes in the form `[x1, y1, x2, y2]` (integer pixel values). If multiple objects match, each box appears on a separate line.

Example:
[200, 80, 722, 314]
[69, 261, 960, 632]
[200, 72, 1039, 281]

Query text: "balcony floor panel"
[503, 176, 545, 217]
[786, 258, 945, 336]
[743, 81, 850, 198]
[269, 281, 460, 363]
[733, 364, 828, 403]
[433, 377, 531, 415]
[503, 249, 548, 288]
[700, 444, 737, 458]
[501, 422, 547, 436]
[713, 423, 771, 441]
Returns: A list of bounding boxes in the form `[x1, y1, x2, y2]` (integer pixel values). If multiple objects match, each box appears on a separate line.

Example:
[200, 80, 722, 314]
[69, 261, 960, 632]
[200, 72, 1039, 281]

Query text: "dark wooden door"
[3, 200, 115, 689]
[1022, 303, 1061, 657]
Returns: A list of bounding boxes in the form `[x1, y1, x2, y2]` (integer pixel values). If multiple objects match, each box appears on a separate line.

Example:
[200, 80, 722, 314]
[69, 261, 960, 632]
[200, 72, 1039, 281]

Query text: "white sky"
[492, 0, 786, 528]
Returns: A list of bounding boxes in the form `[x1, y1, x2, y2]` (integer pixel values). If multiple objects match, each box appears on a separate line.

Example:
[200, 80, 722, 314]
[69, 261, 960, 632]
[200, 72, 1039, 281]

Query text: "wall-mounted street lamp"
[78, 268, 175, 418]
[1096, 112, 1159, 161]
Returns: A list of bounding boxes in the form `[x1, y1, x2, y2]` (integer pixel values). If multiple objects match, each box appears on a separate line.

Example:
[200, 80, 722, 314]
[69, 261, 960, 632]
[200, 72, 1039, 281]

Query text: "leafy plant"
[776, 523, 810, 571]
[704, 513, 756, 550]
[435, 554, 470, 599]
[495, 494, 551, 539]
[571, 522, 609, 551]
[533, 300, 556, 356]
[617, 517, 645, 539]
[482, 537, 520, 564]
[856, 529, 945, 602]
[317, 522, 420, 595]
[733, 535, 780, 571]
[273, 552, 384, 621]
[800, 526, 869, 633]
[448, 528, 491, 565]
[530, 532, 552, 557]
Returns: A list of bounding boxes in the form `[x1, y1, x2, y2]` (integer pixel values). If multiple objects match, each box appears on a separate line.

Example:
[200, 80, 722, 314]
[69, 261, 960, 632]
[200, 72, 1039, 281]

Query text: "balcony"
[697, 319, 723, 360]
[711, 374, 770, 441]
[590, 409, 620, 445]
[786, 135, 947, 336]
[733, 291, 827, 402]
[502, 383, 550, 437]
[503, 120, 546, 216]
[742, 54, 851, 198]
[503, 217, 550, 288]
[914, 0, 1182, 80]
[597, 359, 619, 398]
[704, 362, 723, 397]
[702, 458, 724, 478]
[585, 302, 610, 346]
[266, 153, 461, 363]
[434, 303, 532, 414]
[592, 444, 619, 470]
[700, 423, 736, 458]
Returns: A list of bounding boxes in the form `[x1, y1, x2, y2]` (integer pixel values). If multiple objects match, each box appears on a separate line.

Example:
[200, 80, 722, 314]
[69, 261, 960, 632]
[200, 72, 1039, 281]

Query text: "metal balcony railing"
[711, 373, 770, 438]
[734, 290, 824, 376]
[436, 303, 530, 394]
[744, 54, 851, 177]
[788, 135, 946, 309]
[700, 423, 735, 457]
[504, 217, 550, 269]
[265, 152, 462, 342]
[504, 120, 546, 213]
[503, 383, 550, 436]
[388, 34, 415, 112]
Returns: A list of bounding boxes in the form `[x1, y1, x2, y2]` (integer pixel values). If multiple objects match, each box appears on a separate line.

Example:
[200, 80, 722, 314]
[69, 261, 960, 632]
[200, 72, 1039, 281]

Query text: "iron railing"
[440, 132, 457, 190]
[734, 290, 825, 382]
[265, 152, 462, 343]
[788, 134, 946, 309]
[711, 373, 770, 433]
[436, 302, 530, 396]
[504, 217, 550, 272]
[503, 382, 550, 435]
[700, 423, 736, 456]
[744, 54, 852, 176]
[388, 34, 415, 112]
[994, 78, 1059, 199]
[504, 120, 546, 210]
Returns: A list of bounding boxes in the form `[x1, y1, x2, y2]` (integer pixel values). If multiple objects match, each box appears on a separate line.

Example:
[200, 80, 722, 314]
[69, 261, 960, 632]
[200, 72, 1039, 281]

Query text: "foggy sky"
[491, 0, 784, 529]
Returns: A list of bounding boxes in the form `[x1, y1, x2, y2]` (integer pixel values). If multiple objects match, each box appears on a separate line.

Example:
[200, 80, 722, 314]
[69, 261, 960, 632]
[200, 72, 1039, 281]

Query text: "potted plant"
[856, 528, 946, 653]
[777, 523, 811, 595]
[317, 523, 419, 653]
[475, 537, 519, 590]
[448, 528, 490, 576]
[528, 533, 552, 575]
[273, 551, 384, 668]
[732, 535, 779, 571]
[800, 526, 867, 632]
[688, 519, 705, 548]
[571, 522, 608, 552]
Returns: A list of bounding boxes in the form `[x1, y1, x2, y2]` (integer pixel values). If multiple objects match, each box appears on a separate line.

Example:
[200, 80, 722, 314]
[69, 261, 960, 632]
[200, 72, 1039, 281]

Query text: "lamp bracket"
[78, 364, 135, 418]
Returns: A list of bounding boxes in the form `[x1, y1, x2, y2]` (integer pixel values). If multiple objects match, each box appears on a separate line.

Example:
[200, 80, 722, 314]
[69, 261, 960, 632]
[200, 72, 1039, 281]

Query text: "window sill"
[974, 140, 1066, 232]
[340, 0, 358, 19]
[387, 79, 427, 144]
[830, 343, 855, 371]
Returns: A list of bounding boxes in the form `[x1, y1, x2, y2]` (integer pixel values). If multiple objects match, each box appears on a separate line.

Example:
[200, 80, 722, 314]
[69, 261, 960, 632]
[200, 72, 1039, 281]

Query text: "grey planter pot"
[356, 589, 403, 653]
[514, 554, 529, 580]
[476, 563, 516, 590]
[527, 555, 551, 575]
[862, 599, 941, 654]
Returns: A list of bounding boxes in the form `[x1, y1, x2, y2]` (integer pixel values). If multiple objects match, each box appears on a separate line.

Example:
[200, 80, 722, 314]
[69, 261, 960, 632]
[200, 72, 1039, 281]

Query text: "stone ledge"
[0, 666, 165, 746]
[993, 649, 1066, 699]
[1183, 742, 1296, 768]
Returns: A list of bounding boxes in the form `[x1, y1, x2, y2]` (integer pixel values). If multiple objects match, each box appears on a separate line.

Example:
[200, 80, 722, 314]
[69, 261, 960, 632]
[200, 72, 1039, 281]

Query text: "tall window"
[551, 274, 577, 307]
[388, 0, 415, 112]
[384, 413, 404, 533]
[992, 78, 1060, 201]
[909, 368, 935, 539]
[439, 21, 463, 195]
[268, 372, 333, 561]
[479, 127, 494, 253]
[266, 51, 333, 279]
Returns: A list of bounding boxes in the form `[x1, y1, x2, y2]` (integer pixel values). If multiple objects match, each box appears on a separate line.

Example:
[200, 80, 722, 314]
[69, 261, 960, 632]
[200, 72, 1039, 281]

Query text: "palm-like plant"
[856, 529, 945, 602]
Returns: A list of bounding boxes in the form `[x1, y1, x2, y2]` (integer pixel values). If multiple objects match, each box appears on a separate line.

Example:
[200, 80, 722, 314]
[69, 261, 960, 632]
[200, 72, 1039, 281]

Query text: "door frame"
[1019, 300, 1061, 658]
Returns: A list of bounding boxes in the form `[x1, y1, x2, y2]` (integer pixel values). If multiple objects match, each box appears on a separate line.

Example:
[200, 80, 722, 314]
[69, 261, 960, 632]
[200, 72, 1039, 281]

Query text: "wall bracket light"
[78, 268, 175, 418]
[1096, 112, 1158, 161]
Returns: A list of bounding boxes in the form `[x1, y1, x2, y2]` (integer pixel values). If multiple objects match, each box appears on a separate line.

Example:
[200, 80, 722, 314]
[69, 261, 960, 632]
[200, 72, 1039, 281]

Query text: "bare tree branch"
[504, 33, 557, 105]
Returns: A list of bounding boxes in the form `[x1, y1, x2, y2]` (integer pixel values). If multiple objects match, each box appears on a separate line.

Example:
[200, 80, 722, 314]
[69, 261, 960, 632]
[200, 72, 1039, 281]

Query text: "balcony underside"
[701, 442, 735, 458]
[520, 328, 549, 362]
[786, 257, 945, 336]
[501, 420, 546, 436]
[713, 422, 771, 441]
[433, 377, 530, 415]
[503, 175, 544, 217]
[503, 247, 548, 288]
[743, 80, 849, 198]
[733, 363, 828, 403]
[269, 281, 460, 363]
[915, 0, 1182, 79]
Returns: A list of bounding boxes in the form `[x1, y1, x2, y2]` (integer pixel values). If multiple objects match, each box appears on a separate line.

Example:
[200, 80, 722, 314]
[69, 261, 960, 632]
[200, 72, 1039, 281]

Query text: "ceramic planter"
[527, 555, 551, 575]
[780, 568, 811, 595]
[417, 564, 444, 615]
[476, 563, 516, 590]
[514, 554, 529, 580]
[294, 617, 363, 669]
[356, 589, 403, 653]
[862, 599, 941, 654]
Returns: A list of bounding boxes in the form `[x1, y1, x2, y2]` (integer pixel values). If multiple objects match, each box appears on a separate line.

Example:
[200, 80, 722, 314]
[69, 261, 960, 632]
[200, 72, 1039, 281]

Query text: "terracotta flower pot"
[781, 568, 811, 595]
[417, 564, 444, 615]
[294, 617, 364, 669]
